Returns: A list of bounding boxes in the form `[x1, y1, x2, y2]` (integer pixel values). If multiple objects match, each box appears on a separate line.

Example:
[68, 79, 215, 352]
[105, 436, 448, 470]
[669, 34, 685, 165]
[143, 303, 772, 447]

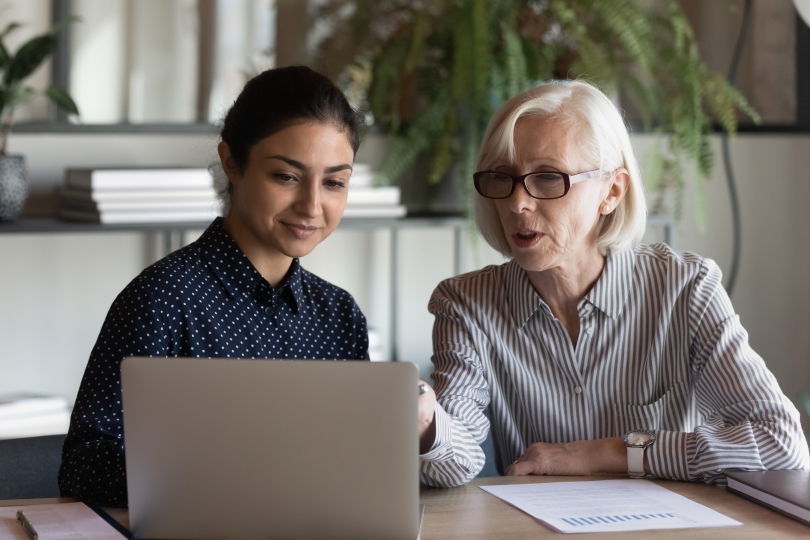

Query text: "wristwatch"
[623, 430, 656, 478]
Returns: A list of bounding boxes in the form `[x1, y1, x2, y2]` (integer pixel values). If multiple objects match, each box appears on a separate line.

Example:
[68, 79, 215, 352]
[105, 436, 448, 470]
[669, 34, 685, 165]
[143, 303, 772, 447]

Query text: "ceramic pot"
[0, 154, 28, 221]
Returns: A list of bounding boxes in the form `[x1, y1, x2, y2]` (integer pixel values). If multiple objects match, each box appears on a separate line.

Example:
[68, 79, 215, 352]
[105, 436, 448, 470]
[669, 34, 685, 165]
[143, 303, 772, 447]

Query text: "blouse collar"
[505, 259, 545, 329]
[505, 247, 636, 327]
[585, 248, 635, 320]
[197, 217, 303, 312]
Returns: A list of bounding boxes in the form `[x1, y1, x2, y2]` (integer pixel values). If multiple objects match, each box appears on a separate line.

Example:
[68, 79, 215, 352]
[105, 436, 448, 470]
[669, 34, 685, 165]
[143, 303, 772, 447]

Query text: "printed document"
[481, 479, 742, 534]
[0, 503, 126, 540]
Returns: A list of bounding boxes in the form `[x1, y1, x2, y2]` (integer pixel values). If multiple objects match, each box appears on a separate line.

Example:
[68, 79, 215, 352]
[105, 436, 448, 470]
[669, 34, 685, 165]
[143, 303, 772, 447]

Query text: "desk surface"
[2, 476, 807, 539]
[420, 476, 809, 538]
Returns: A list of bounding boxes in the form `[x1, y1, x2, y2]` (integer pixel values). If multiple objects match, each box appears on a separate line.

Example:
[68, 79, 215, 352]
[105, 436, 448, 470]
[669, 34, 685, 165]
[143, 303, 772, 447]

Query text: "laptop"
[120, 357, 421, 540]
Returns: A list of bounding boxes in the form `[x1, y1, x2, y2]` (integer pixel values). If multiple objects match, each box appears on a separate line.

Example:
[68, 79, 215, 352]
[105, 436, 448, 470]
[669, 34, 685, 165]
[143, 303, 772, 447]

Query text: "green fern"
[377, 91, 450, 186]
[317, 0, 759, 222]
[501, 23, 529, 100]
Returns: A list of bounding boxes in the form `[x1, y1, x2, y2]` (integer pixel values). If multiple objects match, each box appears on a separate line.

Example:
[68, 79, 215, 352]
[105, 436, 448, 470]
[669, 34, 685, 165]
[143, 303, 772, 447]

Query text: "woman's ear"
[604, 167, 630, 211]
[217, 142, 241, 186]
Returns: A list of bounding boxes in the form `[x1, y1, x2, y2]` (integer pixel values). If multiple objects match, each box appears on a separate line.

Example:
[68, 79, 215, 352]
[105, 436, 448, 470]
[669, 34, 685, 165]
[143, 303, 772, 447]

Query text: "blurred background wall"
[0, 0, 808, 433]
[3, 131, 809, 418]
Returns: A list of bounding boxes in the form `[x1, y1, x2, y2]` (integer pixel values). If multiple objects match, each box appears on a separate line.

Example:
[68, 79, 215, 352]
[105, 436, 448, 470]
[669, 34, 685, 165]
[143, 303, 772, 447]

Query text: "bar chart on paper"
[481, 480, 742, 534]
[560, 512, 678, 528]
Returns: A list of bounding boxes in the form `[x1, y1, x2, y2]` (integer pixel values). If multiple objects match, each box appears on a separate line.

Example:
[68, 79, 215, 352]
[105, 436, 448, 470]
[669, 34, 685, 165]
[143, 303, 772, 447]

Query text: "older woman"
[415, 80, 809, 487]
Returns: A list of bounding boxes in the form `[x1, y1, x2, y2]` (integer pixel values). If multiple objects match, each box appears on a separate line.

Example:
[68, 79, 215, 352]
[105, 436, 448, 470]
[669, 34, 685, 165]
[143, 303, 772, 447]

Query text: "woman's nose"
[293, 180, 323, 217]
[508, 180, 537, 213]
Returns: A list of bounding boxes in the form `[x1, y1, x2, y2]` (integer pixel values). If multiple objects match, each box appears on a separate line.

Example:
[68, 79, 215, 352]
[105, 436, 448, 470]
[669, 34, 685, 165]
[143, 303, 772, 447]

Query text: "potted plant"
[315, 0, 758, 216]
[0, 19, 79, 222]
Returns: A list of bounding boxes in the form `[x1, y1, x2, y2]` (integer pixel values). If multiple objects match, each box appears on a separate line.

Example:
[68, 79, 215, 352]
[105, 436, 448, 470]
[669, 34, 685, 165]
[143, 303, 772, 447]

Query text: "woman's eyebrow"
[267, 155, 308, 170]
[325, 164, 352, 174]
[496, 159, 566, 171]
[524, 157, 565, 167]
[265, 156, 352, 175]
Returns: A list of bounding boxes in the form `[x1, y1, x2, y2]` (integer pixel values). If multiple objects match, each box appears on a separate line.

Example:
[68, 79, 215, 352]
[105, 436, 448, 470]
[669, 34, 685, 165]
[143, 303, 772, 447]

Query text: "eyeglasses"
[473, 169, 603, 200]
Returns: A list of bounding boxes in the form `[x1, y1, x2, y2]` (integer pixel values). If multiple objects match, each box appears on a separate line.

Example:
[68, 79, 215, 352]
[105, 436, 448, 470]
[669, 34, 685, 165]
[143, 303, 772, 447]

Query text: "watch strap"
[627, 445, 646, 478]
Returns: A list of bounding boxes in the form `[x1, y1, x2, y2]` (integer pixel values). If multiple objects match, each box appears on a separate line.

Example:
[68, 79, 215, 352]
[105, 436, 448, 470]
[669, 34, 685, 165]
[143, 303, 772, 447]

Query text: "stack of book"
[345, 164, 406, 219]
[59, 168, 220, 224]
[0, 394, 71, 439]
[368, 328, 385, 361]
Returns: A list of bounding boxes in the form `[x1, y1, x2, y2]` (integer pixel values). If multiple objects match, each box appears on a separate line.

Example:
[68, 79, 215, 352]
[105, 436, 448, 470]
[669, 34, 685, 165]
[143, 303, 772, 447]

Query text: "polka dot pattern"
[58, 217, 369, 507]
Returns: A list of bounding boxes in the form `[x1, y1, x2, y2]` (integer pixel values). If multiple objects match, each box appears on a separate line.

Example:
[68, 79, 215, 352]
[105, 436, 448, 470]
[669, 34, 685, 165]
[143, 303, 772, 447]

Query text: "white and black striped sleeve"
[647, 257, 810, 481]
[419, 277, 490, 487]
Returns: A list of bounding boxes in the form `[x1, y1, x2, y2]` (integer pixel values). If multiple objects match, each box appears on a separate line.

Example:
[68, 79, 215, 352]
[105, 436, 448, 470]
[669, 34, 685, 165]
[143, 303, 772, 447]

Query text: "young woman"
[59, 66, 371, 507]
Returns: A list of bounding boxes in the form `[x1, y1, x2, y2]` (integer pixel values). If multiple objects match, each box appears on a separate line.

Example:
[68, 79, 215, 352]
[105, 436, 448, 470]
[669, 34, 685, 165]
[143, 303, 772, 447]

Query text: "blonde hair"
[474, 80, 647, 256]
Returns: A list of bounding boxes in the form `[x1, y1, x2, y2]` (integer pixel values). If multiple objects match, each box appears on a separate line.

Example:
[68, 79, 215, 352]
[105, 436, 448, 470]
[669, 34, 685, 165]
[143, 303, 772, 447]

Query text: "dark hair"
[220, 65, 364, 174]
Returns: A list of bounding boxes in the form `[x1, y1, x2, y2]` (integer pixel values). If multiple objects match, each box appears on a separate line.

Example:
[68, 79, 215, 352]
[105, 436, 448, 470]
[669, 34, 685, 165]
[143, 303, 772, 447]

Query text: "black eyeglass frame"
[472, 169, 604, 200]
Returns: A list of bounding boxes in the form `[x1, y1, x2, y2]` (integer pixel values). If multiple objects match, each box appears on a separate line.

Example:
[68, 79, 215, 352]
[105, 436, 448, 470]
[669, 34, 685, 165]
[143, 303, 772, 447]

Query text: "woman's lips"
[511, 229, 543, 249]
[282, 222, 319, 239]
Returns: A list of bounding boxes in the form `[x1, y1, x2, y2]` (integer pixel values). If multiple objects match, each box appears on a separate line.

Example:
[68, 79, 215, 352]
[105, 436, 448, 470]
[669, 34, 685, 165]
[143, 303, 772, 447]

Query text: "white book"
[63, 199, 220, 213]
[60, 186, 217, 203]
[0, 394, 70, 421]
[342, 205, 407, 219]
[66, 168, 213, 191]
[60, 207, 220, 224]
[350, 163, 375, 188]
[346, 186, 401, 206]
[0, 411, 72, 439]
[0, 503, 129, 539]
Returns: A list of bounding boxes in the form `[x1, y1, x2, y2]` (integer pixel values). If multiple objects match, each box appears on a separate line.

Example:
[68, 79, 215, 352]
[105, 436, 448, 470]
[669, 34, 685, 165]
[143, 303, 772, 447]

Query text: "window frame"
[15, 0, 219, 134]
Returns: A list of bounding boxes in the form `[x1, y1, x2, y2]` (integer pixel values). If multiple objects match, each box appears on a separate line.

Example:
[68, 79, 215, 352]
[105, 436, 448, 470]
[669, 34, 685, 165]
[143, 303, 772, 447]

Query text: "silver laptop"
[121, 357, 420, 540]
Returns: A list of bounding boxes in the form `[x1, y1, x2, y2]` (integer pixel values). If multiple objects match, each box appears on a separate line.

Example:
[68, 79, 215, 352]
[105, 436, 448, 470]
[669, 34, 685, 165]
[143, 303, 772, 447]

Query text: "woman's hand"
[505, 437, 627, 476]
[418, 380, 437, 454]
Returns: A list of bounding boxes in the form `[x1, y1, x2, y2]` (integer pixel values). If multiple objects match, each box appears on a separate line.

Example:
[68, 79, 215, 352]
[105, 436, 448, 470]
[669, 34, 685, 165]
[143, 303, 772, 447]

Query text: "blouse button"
[265, 306, 275, 316]
[583, 304, 592, 313]
[586, 327, 594, 335]
[575, 386, 582, 394]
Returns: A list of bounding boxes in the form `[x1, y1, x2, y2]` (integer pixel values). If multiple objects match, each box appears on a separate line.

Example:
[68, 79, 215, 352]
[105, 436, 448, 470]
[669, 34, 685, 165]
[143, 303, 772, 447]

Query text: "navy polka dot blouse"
[58, 217, 369, 507]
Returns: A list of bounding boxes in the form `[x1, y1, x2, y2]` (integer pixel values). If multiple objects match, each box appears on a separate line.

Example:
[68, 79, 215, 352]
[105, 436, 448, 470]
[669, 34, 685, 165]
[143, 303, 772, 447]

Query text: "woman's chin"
[279, 242, 319, 260]
[511, 247, 556, 273]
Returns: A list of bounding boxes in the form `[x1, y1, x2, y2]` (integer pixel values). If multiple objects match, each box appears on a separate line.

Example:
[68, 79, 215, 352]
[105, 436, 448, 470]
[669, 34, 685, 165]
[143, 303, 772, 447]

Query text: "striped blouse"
[419, 243, 809, 487]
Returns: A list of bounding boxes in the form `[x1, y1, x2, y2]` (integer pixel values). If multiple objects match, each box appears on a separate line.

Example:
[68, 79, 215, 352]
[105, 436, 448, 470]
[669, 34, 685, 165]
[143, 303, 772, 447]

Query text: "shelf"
[0, 214, 467, 235]
[0, 213, 468, 363]
[1, 212, 674, 363]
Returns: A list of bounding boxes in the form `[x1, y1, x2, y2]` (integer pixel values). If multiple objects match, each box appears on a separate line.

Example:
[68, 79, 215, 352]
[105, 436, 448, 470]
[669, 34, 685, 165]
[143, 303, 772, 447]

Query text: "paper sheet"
[481, 479, 742, 534]
[0, 503, 126, 540]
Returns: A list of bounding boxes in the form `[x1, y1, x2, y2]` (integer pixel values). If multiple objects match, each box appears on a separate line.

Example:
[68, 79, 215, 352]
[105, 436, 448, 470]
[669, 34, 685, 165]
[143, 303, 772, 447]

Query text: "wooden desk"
[421, 476, 809, 539]
[2, 476, 807, 539]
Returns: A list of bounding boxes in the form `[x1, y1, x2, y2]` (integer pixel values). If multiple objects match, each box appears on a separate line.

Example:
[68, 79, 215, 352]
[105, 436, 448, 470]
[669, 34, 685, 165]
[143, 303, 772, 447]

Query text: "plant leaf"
[377, 91, 450, 186]
[50, 15, 82, 35]
[367, 36, 409, 130]
[319, 0, 760, 226]
[45, 84, 80, 115]
[0, 83, 34, 120]
[4, 34, 57, 85]
[501, 23, 529, 99]
[0, 20, 21, 70]
[0, 39, 8, 69]
[0, 22, 20, 39]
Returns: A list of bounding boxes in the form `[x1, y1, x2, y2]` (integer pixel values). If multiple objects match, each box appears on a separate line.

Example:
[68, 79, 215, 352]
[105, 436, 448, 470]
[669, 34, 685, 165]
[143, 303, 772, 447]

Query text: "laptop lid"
[121, 358, 420, 540]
